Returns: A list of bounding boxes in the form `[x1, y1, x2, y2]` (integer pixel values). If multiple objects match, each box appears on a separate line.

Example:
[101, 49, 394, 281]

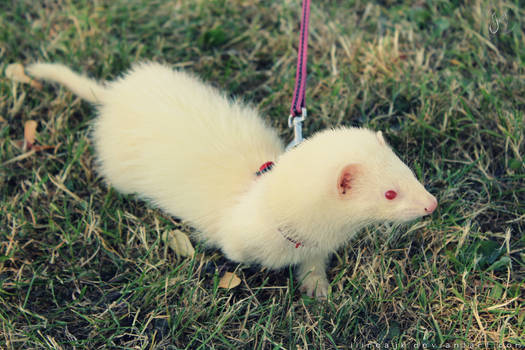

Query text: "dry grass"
[1, 0, 524, 348]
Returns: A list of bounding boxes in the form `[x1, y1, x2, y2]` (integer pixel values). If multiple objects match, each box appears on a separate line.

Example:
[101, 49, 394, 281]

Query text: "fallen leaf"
[32, 145, 56, 152]
[6, 63, 28, 83]
[5, 63, 42, 89]
[218, 272, 241, 289]
[162, 230, 195, 257]
[450, 59, 461, 66]
[12, 139, 55, 153]
[24, 120, 38, 150]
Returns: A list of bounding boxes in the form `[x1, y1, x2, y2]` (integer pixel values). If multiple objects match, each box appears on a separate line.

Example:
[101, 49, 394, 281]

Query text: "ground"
[1, 0, 524, 348]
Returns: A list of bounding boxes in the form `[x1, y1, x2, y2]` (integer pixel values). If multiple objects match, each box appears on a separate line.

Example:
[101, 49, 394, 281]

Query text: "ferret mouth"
[397, 210, 431, 222]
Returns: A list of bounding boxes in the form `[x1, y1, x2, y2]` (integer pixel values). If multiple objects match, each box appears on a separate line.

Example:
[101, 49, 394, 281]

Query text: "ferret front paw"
[299, 274, 329, 299]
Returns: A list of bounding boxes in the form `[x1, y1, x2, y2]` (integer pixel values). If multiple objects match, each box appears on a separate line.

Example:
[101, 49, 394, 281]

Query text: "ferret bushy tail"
[26, 63, 106, 104]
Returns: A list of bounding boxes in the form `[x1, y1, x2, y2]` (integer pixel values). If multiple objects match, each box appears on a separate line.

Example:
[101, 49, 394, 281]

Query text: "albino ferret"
[27, 62, 437, 297]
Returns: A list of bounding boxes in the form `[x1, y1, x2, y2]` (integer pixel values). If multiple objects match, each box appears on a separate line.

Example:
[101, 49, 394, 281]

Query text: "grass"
[1, 0, 524, 348]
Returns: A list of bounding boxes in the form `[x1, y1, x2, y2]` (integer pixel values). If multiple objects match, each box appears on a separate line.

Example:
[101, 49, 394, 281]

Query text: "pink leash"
[286, 0, 311, 151]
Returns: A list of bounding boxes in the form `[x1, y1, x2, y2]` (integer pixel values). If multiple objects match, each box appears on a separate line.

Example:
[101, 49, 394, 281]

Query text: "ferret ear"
[337, 164, 361, 198]
[376, 131, 386, 146]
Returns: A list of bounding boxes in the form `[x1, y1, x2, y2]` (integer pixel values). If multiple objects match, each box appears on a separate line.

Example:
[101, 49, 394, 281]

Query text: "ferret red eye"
[385, 190, 397, 200]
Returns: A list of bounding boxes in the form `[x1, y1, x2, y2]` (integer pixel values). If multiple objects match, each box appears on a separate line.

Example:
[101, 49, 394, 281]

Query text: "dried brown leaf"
[218, 272, 241, 289]
[5, 63, 43, 89]
[24, 120, 38, 149]
[32, 145, 56, 152]
[162, 230, 195, 257]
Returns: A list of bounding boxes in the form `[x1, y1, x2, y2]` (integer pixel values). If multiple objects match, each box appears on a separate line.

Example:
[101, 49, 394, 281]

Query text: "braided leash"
[256, 1, 312, 248]
[286, 0, 311, 151]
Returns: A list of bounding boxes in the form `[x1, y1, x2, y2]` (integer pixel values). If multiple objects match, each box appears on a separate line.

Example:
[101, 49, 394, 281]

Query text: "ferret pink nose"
[424, 196, 438, 214]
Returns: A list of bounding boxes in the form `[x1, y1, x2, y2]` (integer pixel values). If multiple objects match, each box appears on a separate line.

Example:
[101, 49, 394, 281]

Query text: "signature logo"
[488, 9, 516, 35]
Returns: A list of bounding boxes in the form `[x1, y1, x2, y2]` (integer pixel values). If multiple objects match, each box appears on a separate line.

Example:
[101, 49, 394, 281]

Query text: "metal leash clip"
[286, 107, 307, 151]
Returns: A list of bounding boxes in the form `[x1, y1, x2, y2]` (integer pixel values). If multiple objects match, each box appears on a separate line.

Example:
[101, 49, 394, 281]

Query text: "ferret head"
[267, 127, 437, 237]
[332, 130, 438, 224]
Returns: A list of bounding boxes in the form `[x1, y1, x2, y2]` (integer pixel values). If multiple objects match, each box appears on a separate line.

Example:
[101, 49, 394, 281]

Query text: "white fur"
[26, 63, 106, 104]
[27, 62, 437, 297]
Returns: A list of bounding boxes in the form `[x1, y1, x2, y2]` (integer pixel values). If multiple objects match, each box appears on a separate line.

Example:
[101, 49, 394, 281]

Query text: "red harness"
[283, 235, 303, 249]
[278, 226, 304, 249]
[255, 161, 274, 176]
[255, 162, 303, 249]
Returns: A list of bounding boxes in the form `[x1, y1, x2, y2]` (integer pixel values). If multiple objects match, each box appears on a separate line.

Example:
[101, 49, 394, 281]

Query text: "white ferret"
[27, 62, 437, 297]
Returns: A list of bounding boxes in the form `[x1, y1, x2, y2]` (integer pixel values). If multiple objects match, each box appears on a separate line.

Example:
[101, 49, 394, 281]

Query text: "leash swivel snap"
[286, 107, 307, 151]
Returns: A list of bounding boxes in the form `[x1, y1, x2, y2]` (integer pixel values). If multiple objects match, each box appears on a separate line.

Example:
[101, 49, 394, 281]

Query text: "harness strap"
[278, 226, 304, 249]
[255, 161, 274, 176]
